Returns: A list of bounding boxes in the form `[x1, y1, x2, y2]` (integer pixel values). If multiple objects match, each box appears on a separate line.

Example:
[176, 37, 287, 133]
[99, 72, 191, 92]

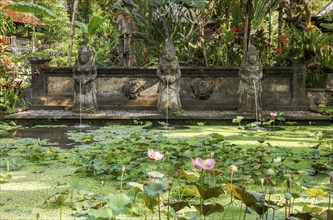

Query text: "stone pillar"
[29, 58, 51, 107]
[290, 59, 309, 110]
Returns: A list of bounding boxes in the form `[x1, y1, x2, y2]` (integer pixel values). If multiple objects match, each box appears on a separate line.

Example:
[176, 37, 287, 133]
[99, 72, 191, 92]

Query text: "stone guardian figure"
[238, 45, 263, 112]
[157, 41, 181, 111]
[72, 45, 98, 112]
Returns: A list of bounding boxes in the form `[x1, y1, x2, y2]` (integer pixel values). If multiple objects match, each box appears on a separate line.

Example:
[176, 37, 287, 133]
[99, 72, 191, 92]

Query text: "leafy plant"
[75, 15, 109, 48]
[3, 2, 56, 18]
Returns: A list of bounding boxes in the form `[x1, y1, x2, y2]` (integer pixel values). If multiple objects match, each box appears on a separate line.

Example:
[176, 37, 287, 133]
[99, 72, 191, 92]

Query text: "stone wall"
[29, 64, 315, 111]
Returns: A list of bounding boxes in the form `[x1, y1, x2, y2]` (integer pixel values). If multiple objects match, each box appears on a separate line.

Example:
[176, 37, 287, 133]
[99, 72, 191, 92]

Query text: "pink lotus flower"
[192, 158, 216, 170]
[147, 149, 164, 160]
[270, 112, 277, 118]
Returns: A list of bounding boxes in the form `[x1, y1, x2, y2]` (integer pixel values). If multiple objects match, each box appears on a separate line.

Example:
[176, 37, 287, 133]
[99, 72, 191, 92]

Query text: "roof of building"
[1, 0, 45, 26]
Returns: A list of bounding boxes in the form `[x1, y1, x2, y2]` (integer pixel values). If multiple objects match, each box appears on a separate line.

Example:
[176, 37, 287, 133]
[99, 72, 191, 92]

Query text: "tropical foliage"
[0, 0, 332, 107]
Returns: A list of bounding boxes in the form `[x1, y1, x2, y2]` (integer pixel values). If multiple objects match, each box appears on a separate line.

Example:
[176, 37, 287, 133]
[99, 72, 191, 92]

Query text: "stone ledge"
[4, 110, 331, 121]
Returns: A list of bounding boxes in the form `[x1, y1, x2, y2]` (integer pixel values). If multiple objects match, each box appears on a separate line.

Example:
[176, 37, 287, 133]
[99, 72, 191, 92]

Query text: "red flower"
[0, 38, 6, 44]
[232, 26, 239, 32]
[274, 47, 282, 53]
[279, 35, 288, 43]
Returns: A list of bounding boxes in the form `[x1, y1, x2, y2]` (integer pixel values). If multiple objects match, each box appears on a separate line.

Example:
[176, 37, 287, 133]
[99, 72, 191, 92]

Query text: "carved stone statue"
[157, 41, 181, 111]
[72, 45, 98, 112]
[238, 45, 263, 112]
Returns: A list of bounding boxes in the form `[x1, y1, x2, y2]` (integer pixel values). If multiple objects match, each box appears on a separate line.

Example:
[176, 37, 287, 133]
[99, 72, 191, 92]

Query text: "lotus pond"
[0, 123, 333, 220]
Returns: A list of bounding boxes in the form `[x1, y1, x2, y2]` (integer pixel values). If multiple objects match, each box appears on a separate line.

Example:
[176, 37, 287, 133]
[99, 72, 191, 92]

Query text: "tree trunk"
[243, 0, 252, 52]
[277, 1, 284, 49]
[200, 23, 208, 67]
[303, 0, 311, 29]
[67, 0, 79, 66]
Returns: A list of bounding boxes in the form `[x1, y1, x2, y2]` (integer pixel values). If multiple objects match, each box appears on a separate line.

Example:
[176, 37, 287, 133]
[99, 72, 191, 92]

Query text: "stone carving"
[113, 0, 137, 67]
[238, 45, 263, 112]
[191, 80, 214, 100]
[157, 41, 181, 111]
[308, 91, 331, 107]
[122, 80, 144, 99]
[72, 45, 98, 112]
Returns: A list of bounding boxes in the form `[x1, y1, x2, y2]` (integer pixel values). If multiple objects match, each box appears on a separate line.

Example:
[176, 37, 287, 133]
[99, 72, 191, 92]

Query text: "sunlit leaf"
[127, 182, 144, 192]
[87, 15, 108, 36]
[209, 133, 224, 141]
[88, 207, 113, 219]
[0, 174, 12, 183]
[302, 205, 323, 214]
[74, 21, 88, 34]
[4, 2, 56, 18]
[45, 191, 68, 206]
[305, 188, 328, 197]
[180, 170, 200, 178]
[147, 171, 165, 179]
[108, 193, 131, 215]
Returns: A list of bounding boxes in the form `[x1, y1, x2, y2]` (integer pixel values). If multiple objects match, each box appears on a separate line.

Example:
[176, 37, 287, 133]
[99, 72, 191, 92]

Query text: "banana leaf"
[4, 3, 56, 18]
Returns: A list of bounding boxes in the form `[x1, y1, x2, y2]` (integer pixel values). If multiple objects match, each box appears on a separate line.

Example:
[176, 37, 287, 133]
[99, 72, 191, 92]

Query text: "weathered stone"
[72, 46, 98, 113]
[238, 45, 263, 112]
[156, 41, 181, 111]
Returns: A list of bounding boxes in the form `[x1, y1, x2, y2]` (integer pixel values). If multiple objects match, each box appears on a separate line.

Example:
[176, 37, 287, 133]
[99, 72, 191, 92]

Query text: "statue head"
[78, 45, 93, 64]
[163, 41, 176, 61]
[245, 44, 260, 65]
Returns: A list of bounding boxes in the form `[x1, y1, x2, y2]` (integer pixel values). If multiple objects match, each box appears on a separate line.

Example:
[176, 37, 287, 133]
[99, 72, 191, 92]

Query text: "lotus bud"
[284, 192, 292, 200]
[269, 187, 275, 194]
[122, 165, 126, 172]
[267, 169, 275, 176]
[273, 157, 281, 163]
[229, 165, 238, 172]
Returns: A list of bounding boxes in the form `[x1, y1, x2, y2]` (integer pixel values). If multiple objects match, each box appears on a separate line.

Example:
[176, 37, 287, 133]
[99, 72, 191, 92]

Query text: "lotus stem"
[60, 204, 62, 220]
[328, 176, 333, 220]
[200, 169, 204, 220]
[243, 206, 247, 220]
[285, 199, 287, 219]
[158, 194, 161, 220]
[120, 165, 125, 192]
[167, 174, 176, 220]
[329, 176, 332, 210]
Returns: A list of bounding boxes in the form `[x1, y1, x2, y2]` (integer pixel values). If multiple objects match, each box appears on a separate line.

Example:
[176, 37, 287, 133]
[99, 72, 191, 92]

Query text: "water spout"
[253, 78, 259, 122]
[74, 81, 89, 128]
[79, 81, 82, 126]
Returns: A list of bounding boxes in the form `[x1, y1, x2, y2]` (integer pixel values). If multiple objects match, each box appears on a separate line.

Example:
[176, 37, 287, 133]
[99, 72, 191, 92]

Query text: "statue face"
[79, 53, 89, 64]
[164, 48, 173, 60]
[248, 55, 257, 64]
[78, 46, 92, 64]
